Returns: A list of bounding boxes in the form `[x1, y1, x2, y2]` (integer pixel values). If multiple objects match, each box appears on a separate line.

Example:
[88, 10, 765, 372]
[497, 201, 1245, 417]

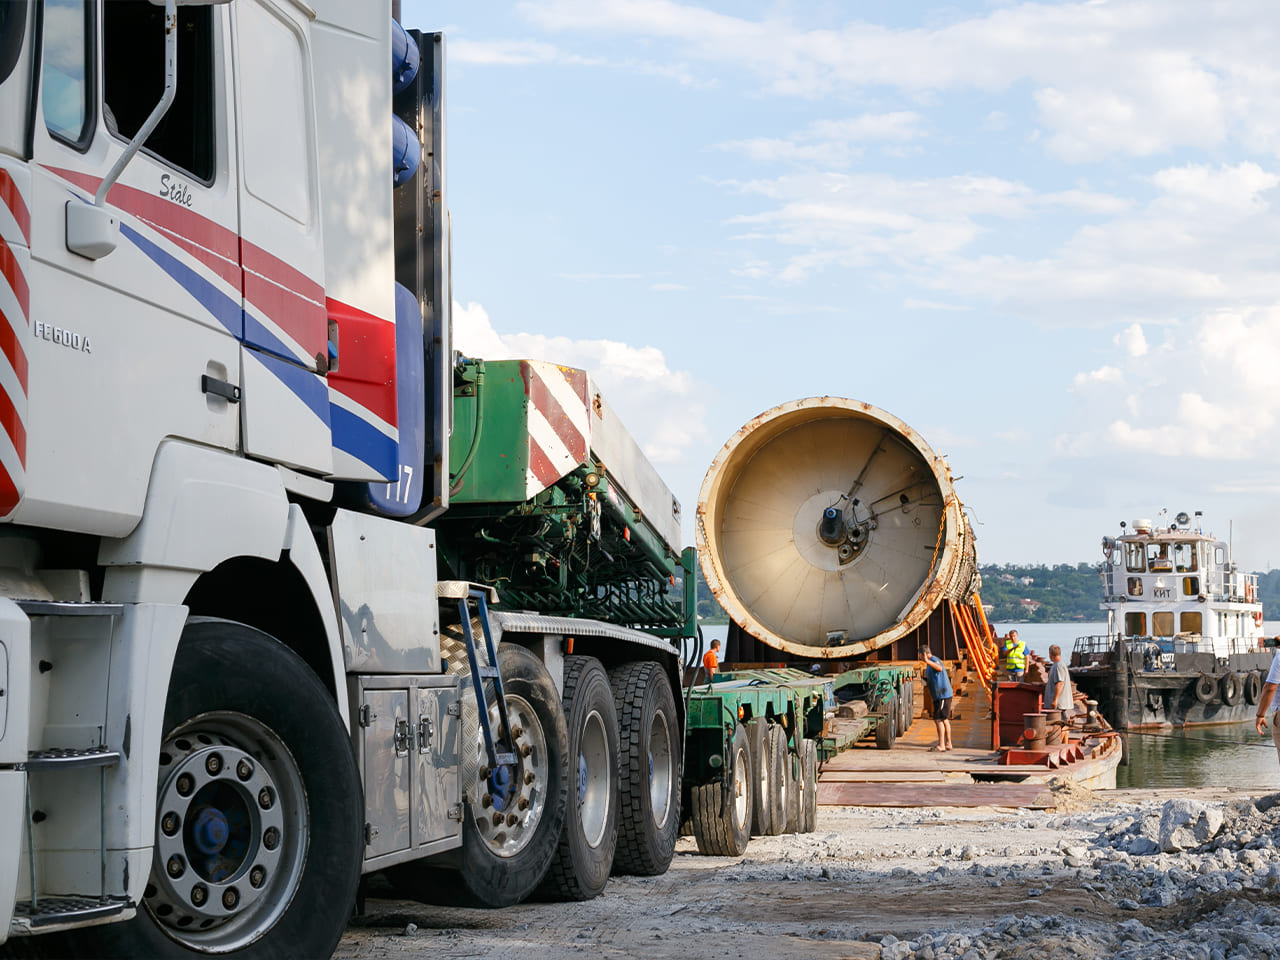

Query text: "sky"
[403, 0, 1280, 572]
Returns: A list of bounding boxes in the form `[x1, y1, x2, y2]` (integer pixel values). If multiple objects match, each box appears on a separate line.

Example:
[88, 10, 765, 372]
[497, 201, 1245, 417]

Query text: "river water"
[696, 620, 1280, 793]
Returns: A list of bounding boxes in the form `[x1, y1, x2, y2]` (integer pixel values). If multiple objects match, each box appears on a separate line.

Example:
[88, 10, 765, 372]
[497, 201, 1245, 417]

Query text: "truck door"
[230, 0, 332, 476]
[20, 0, 241, 535]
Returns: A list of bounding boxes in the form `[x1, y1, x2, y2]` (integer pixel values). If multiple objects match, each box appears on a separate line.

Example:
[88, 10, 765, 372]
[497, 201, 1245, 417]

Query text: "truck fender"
[98, 439, 290, 602]
[283, 503, 349, 727]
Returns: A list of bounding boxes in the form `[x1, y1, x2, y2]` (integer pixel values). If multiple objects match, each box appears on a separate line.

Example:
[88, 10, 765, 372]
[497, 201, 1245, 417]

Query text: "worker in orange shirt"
[702, 638, 721, 678]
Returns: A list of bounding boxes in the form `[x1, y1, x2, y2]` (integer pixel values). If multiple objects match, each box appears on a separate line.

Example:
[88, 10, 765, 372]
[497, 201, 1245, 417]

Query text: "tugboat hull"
[1072, 641, 1273, 729]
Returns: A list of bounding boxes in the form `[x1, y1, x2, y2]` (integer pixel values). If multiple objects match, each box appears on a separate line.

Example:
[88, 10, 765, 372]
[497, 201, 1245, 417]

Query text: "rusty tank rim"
[695, 396, 970, 659]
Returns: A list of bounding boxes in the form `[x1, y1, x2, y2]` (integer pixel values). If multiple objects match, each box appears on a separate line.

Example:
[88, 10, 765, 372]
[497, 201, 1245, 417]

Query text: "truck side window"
[42, 0, 92, 147]
[0, 0, 27, 87]
[104, 1, 214, 183]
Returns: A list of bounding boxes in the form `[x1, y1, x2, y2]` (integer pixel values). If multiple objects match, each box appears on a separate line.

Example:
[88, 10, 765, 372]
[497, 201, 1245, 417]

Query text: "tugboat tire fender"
[1245, 671, 1263, 705]
[1194, 673, 1217, 704]
[1220, 672, 1243, 706]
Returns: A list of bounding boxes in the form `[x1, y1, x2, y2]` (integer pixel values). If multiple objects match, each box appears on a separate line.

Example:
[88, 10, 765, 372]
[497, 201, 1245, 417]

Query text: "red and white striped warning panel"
[520, 360, 589, 499]
[0, 163, 29, 518]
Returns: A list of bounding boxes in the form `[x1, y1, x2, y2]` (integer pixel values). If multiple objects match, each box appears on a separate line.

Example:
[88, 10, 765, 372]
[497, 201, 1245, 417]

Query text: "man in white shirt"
[1254, 649, 1280, 761]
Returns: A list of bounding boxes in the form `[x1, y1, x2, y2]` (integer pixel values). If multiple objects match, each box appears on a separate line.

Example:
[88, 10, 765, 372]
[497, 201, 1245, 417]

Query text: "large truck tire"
[783, 737, 800, 834]
[763, 724, 788, 836]
[390, 641, 568, 908]
[49, 619, 362, 959]
[875, 699, 897, 750]
[609, 661, 681, 876]
[690, 724, 752, 856]
[799, 739, 819, 833]
[536, 656, 619, 901]
[745, 718, 772, 836]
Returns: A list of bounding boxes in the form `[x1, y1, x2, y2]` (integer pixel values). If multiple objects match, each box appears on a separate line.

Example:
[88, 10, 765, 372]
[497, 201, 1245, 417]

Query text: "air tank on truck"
[0, 3, 690, 957]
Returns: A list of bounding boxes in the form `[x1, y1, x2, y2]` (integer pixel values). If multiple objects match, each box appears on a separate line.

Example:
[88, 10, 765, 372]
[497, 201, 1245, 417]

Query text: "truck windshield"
[0, 1, 25, 87]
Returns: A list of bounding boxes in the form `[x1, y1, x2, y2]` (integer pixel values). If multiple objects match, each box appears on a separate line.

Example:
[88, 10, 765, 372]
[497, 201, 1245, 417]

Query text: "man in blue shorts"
[920, 646, 953, 752]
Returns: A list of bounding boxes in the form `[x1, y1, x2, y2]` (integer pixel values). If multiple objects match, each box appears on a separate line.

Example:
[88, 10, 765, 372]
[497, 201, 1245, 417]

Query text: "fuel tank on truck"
[696, 397, 978, 660]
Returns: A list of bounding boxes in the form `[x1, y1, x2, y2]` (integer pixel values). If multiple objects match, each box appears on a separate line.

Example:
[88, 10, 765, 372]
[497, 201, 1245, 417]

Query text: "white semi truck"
[0, 1, 694, 955]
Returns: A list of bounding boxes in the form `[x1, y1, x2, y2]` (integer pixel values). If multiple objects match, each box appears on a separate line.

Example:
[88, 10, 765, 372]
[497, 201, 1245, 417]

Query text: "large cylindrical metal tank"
[697, 397, 978, 659]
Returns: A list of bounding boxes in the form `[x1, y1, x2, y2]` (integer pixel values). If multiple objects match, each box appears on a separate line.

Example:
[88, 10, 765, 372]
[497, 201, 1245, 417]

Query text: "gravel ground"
[337, 783, 1280, 960]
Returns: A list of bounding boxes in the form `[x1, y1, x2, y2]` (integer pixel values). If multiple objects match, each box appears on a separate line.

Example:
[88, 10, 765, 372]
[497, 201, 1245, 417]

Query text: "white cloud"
[451, 300, 712, 467]
[1061, 309, 1280, 461]
[516, 0, 1280, 163]
[1071, 365, 1123, 389]
[1115, 323, 1148, 357]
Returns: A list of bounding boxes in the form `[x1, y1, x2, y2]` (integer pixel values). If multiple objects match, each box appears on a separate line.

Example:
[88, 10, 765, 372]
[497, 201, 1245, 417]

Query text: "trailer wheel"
[537, 656, 619, 901]
[53, 620, 362, 959]
[745, 718, 772, 836]
[763, 724, 788, 836]
[783, 739, 800, 834]
[690, 724, 752, 856]
[875, 700, 897, 750]
[609, 662, 681, 875]
[799, 739, 819, 833]
[392, 641, 568, 908]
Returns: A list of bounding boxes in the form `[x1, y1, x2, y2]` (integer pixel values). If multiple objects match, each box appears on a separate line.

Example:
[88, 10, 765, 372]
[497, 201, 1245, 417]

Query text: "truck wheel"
[783, 739, 800, 834]
[536, 656, 618, 901]
[763, 724, 788, 836]
[875, 700, 897, 750]
[54, 619, 362, 959]
[799, 739, 819, 833]
[392, 641, 568, 907]
[690, 724, 752, 856]
[609, 661, 681, 876]
[745, 718, 772, 836]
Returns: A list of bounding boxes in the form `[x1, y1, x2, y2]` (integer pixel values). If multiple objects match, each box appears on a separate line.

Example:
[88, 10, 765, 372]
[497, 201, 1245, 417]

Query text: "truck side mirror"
[66, 0, 233, 259]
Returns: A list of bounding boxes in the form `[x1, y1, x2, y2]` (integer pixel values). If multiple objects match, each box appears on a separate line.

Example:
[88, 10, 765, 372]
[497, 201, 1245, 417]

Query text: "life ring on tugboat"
[1221, 672, 1243, 706]
[1245, 671, 1263, 705]
[1194, 673, 1217, 704]
[1255, 610, 1264, 627]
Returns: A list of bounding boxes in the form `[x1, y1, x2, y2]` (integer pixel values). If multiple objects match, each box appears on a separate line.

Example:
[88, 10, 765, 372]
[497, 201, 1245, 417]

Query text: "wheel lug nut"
[161, 812, 180, 836]
[258, 787, 275, 810]
[250, 866, 266, 888]
[518, 797, 529, 810]
[479, 766, 490, 779]
[263, 826, 280, 851]
[492, 811, 503, 827]
[222, 887, 239, 910]
[510, 725, 523, 738]
[520, 743, 532, 757]
[190, 884, 207, 907]
[166, 855, 185, 878]
[524, 772, 535, 784]
[176, 774, 194, 797]
[506, 813, 518, 826]
[205, 753, 223, 776]
[481, 793, 493, 808]
[237, 759, 253, 781]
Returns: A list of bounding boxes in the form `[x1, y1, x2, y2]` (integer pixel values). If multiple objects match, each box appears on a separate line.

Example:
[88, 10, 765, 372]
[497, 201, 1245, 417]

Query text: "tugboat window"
[1147, 544, 1173, 572]
[1152, 612, 1175, 637]
[1172, 542, 1197, 572]
[1127, 577, 1143, 596]
[1182, 576, 1198, 596]
[1124, 542, 1145, 572]
[1125, 611, 1146, 635]
[1180, 611, 1202, 634]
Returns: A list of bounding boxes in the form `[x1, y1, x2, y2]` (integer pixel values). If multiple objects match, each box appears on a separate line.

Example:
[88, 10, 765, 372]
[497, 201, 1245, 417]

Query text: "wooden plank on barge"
[818, 781, 1051, 809]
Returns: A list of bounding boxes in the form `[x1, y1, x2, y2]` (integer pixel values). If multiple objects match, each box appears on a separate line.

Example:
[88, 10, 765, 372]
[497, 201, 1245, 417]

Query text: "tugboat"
[1070, 511, 1275, 729]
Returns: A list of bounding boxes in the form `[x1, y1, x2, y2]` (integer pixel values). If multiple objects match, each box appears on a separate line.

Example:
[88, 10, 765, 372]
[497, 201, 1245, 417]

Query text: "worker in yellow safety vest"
[1003, 629, 1026, 682]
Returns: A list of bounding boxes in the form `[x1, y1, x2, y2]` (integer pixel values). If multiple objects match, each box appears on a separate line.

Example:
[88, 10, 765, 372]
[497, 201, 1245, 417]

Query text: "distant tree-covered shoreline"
[695, 561, 1276, 626]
